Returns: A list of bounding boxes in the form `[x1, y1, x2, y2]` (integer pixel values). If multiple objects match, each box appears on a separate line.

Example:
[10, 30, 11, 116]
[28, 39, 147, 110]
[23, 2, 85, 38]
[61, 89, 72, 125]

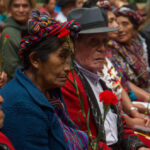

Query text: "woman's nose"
[114, 21, 119, 28]
[64, 60, 71, 73]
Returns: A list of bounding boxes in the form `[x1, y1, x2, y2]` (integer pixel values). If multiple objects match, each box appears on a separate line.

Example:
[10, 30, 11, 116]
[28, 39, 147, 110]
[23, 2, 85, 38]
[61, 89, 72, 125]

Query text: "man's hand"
[143, 116, 150, 127]
[0, 72, 7, 88]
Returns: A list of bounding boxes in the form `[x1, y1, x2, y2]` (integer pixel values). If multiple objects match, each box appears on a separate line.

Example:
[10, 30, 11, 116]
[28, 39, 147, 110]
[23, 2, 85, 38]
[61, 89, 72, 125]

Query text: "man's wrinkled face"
[75, 33, 108, 73]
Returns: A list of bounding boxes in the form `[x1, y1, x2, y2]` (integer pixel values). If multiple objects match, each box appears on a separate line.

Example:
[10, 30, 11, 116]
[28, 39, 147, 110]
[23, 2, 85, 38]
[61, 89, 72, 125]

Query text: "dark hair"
[9, 0, 33, 7]
[83, 0, 98, 8]
[45, 0, 50, 4]
[58, 0, 76, 8]
[100, 7, 108, 25]
[123, 3, 138, 11]
[23, 36, 65, 69]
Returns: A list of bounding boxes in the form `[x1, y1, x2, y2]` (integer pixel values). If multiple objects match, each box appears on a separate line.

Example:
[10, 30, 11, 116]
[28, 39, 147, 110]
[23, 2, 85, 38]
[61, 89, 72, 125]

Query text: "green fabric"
[0, 17, 27, 81]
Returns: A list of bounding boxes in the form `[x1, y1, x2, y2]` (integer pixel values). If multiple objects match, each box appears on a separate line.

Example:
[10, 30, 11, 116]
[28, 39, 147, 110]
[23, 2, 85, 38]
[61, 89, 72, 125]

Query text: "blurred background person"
[56, 0, 76, 22]
[0, 0, 33, 82]
[75, 0, 84, 8]
[108, 7, 150, 92]
[141, 0, 150, 43]
[40, 0, 58, 18]
[109, 0, 128, 8]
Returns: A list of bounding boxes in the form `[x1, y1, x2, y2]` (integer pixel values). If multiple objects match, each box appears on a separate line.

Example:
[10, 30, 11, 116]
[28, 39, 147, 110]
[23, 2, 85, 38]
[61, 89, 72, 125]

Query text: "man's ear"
[28, 51, 40, 69]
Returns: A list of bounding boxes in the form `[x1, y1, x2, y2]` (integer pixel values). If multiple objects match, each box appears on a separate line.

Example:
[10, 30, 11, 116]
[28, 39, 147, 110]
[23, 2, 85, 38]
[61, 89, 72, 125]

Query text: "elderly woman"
[106, 7, 150, 120]
[107, 7, 150, 93]
[0, 9, 88, 150]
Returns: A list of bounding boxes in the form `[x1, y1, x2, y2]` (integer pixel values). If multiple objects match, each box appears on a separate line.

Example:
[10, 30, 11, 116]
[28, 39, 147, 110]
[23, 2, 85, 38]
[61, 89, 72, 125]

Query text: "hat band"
[81, 22, 107, 30]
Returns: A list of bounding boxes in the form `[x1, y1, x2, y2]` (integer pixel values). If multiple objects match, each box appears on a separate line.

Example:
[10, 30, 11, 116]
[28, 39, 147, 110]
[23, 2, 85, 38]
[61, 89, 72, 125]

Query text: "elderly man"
[62, 7, 150, 150]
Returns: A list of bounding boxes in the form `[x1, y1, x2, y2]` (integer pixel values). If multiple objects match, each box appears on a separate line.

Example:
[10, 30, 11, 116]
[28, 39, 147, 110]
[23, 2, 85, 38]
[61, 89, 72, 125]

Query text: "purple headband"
[18, 9, 81, 59]
[114, 7, 144, 25]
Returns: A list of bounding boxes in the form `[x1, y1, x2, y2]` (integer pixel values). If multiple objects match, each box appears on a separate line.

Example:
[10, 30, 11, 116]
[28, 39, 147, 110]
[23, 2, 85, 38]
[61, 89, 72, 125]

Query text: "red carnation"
[99, 90, 118, 105]
[58, 29, 70, 38]
[4, 34, 10, 39]
[111, 93, 118, 105]
[99, 90, 112, 105]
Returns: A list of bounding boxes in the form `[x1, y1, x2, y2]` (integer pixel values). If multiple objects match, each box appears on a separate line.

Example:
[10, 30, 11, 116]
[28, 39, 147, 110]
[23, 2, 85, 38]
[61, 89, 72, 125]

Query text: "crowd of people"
[0, 0, 150, 149]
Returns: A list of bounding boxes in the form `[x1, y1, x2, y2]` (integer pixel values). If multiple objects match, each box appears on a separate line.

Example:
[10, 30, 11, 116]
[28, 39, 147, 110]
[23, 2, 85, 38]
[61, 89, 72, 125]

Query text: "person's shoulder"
[2, 25, 20, 35]
[0, 77, 26, 101]
[1, 25, 22, 45]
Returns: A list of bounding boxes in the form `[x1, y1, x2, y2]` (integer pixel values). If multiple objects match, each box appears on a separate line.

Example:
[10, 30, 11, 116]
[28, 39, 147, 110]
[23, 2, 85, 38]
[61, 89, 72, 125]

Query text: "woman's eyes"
[122, 22, 129, 26]
[59, 50, 71, 60]
[59, 54, 68, 59]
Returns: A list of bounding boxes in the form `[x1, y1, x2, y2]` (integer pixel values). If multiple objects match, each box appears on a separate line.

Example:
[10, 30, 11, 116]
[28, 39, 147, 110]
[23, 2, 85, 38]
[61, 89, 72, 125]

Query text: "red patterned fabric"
[62, 70, 150, 149]
[0, 132, 15, 150]
[138, 135, 150, 148]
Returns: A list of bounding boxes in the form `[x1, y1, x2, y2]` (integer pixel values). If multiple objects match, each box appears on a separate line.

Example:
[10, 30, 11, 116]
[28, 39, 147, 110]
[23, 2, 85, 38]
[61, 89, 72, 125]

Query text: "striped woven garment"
[18, 8, 81, 59]
[49, 96, 89, 150]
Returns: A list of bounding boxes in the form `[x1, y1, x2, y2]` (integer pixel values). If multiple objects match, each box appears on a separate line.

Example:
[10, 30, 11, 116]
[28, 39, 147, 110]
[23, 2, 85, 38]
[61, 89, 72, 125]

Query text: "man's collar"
[74, 61, 101, 84]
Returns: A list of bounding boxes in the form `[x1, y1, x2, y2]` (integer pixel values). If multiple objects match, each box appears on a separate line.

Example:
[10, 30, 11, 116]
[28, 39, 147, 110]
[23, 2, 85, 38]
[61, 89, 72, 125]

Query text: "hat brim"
[79, 27, 120, 34]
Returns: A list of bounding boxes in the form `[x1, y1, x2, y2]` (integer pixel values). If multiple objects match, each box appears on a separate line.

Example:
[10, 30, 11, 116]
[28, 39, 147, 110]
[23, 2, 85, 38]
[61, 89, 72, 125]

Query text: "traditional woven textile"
[98, 0, 112, 10]
[107, 40, 149, 89]
[114, 7, 143, 25]
[18, 8, 81, 59]
[48, 96, 88, 150]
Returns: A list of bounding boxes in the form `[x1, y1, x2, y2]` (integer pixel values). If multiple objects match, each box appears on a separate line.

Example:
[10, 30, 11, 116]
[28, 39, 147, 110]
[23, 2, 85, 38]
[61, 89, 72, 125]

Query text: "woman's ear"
[28, 51, 41, 69]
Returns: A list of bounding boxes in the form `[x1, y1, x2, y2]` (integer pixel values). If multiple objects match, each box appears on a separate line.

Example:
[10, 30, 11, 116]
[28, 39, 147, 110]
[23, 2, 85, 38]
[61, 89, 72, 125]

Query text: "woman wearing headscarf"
[0, 9, 88, 150]
[107, 6, 150, 95]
